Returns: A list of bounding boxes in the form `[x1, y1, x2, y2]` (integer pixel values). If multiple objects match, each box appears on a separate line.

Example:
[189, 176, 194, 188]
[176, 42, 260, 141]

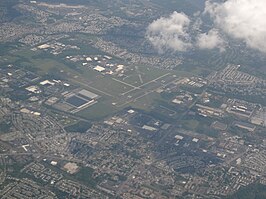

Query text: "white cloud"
[205, 0, 266, 53]
[146, 11, 192, 53]
[146, 11, 224, 53]
[196, 29, 225, 51]
[147, 0, 266, 54]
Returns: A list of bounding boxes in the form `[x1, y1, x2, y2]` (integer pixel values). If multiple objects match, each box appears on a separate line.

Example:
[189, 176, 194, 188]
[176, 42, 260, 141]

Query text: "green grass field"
[77, 101, 117, 121]
[121, 65, 168, 86]
[89, 76, 133, 96]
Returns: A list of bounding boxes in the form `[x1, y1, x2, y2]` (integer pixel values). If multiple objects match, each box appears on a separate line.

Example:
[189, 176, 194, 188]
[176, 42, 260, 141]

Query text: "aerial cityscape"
[0, 0, 266, 198]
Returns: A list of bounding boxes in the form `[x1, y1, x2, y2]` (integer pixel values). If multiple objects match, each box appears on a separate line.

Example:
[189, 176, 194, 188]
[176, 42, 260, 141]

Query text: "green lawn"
[77, 101, 117, 121]
[181, 119, 199, 130]
[89, 76, 133, 96]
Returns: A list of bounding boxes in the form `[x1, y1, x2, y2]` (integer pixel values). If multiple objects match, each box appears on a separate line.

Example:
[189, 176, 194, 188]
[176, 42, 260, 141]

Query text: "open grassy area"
[121, 65, 169, 86]
[78, 67, 103, 79]
[77, 101, 117, 121]
[31, 58, 74, 74]
[12, 48, 80, 75]
[89, 76, 133, 96]
[181, 119, 200, 131]
[130, 92, 162, 111]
